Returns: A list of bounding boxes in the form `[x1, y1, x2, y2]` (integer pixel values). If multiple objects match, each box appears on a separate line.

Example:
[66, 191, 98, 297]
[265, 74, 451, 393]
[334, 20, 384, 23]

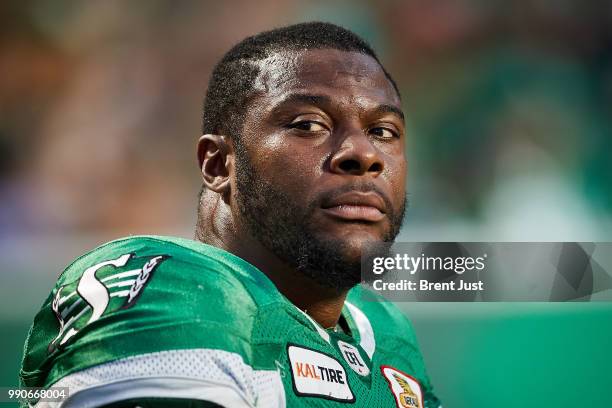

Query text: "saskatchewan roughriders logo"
[393, 373, 420, 408]
[48, 253, 168, 353]
[381, 366, 424, 408]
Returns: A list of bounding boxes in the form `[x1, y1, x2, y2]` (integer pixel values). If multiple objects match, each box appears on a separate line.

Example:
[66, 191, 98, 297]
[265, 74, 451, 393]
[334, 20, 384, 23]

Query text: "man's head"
[197, 22, 406, 290]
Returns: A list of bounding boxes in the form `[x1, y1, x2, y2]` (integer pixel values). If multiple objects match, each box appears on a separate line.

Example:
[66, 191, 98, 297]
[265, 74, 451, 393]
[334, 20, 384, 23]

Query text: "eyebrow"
[273, 93, 405, 123]
[372, 104, 405, 123]
[274, 93, 333, 109]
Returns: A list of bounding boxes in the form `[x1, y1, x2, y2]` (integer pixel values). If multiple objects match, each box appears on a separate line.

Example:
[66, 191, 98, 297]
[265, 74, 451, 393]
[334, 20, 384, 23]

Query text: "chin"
[336, 234, 381, 262]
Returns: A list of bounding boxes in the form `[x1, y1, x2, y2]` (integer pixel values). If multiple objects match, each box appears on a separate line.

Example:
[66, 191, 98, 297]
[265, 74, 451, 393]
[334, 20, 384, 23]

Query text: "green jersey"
[20, 236, 441, 408]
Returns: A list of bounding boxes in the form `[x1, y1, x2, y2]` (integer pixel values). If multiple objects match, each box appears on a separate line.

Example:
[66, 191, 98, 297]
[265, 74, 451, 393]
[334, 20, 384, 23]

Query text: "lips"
[320, 191, 386, 222]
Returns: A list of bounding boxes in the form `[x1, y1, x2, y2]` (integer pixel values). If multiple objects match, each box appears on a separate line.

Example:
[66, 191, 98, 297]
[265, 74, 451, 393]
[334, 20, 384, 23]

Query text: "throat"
[259, 266, 356, 332]
[270, 267, 350, 329]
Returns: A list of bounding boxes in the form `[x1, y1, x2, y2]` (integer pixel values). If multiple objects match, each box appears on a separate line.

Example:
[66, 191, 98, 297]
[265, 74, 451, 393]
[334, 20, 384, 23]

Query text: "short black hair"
[201, 21, 399, 141]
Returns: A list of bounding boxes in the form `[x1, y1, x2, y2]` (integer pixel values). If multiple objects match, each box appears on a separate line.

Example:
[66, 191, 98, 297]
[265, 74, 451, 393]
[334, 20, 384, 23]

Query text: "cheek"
[384, 155, 407, 200]
[251, 137, 324, 194]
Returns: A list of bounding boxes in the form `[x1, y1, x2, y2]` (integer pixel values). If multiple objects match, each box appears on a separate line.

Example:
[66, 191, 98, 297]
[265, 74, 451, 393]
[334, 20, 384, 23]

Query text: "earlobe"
[197, 134, 233, 195]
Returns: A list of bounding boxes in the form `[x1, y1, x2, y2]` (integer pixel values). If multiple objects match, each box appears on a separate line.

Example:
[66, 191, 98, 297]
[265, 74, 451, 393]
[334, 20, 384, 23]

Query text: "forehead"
[252, 48, 400, 107]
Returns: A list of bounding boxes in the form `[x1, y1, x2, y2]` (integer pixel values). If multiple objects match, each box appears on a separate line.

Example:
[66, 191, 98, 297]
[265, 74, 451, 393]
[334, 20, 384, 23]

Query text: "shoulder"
[54, 235, 265, 295]
[20, 236, 273, 388]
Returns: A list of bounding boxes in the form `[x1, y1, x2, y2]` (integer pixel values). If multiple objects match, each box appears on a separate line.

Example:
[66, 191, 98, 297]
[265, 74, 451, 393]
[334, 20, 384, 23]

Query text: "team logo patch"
[337, 340, 370, 376]
[287, 344, 354, 402]
[381, 366, 423, 408]
[49, 253, 168, 352]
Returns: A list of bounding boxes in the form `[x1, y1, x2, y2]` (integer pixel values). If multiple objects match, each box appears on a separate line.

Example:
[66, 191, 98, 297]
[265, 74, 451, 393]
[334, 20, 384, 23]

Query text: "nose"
[329, 130, 384, 176]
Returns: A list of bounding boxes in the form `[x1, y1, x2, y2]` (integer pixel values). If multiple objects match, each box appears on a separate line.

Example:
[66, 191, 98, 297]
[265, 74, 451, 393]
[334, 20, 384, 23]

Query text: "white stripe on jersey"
[345, 301, 376, 359]
[34, 348, 285, 408]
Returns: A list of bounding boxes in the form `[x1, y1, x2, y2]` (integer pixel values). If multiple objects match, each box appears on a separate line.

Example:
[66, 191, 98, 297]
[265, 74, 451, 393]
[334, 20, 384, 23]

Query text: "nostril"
[369, 162, 382, 173]
[339, 159, 361, 173]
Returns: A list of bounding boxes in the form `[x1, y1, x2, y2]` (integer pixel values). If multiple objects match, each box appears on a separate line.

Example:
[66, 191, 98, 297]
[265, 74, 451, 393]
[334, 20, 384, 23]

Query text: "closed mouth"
[321, 192, 386, 222]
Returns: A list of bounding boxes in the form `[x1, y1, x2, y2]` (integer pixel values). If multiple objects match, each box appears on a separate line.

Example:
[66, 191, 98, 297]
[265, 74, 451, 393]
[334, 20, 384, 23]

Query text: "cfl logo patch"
[337, 340, 370, 376]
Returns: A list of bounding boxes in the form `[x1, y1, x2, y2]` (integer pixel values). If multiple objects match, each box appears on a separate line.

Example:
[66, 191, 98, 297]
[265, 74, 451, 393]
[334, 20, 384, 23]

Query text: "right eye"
[289, 120, 328, 132]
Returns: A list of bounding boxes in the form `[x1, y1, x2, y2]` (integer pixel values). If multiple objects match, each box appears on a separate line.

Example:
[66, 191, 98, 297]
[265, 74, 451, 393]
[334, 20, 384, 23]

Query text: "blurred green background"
[1, 1, 611, 407]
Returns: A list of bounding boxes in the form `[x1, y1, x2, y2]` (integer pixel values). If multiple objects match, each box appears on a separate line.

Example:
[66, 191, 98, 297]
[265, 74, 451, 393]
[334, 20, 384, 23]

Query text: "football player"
[20, 22, 442, 408]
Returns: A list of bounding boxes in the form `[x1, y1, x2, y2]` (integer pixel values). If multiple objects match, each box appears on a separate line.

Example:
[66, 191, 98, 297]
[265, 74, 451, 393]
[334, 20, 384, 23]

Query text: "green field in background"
[406, 303, 612, 407]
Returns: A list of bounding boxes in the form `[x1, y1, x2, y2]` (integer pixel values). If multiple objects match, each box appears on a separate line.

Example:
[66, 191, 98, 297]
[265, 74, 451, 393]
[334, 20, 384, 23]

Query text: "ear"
[197, 134, 233, 195]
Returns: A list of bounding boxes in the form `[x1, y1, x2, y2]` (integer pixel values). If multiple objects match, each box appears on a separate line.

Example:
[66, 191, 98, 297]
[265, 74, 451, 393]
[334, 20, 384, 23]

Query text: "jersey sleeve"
[19, 237, 284, 408]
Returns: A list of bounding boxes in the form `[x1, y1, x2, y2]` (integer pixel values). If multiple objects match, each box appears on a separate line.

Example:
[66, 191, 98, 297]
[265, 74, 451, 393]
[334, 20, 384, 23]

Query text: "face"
[232, 48, 407, 290]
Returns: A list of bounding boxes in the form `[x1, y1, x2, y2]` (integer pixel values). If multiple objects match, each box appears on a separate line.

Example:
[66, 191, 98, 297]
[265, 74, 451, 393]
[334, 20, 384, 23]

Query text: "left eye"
[370, 127, 398, 139]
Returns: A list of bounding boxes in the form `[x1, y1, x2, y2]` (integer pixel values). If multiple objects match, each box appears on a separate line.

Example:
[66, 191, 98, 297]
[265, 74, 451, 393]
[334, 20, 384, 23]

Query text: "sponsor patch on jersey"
[337, 340, 370, 376]
[48, 253, 168, 352]
[381, 365, 424, 408]
[287, 344, 355, 402]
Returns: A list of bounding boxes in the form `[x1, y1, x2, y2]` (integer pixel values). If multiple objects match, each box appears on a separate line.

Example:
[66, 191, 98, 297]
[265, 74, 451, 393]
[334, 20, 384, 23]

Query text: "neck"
[195, 198, 348, 329]
[263, 261, 349, 329]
